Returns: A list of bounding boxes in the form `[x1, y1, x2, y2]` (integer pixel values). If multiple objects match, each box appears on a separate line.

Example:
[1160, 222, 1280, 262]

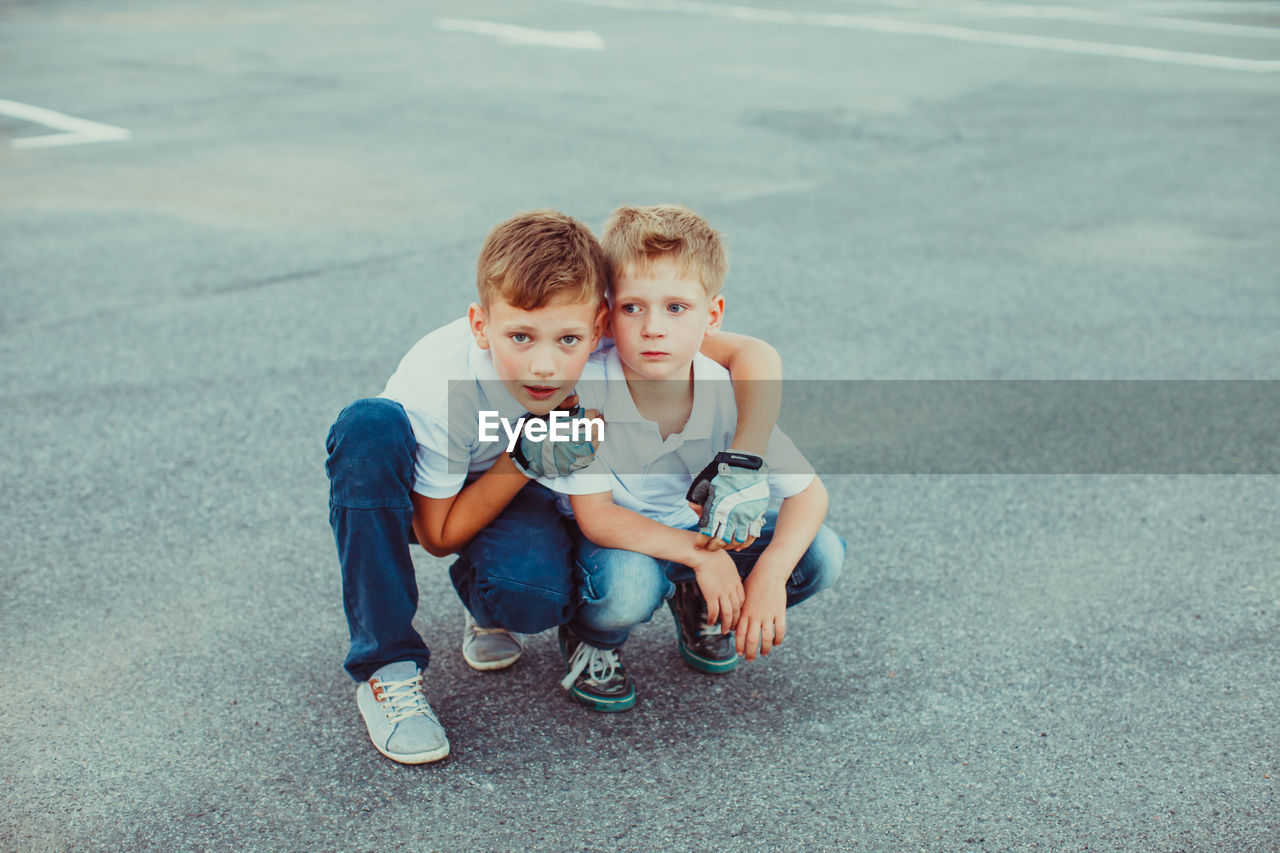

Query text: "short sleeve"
[406, 410, 471, 499]
[766, 427, 816, 499]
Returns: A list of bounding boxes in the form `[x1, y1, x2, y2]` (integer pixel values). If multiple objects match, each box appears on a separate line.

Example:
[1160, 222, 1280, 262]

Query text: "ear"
[467, 302, 490, 350]
[704, 294, 725, 336]
[591, 302, 610, 347]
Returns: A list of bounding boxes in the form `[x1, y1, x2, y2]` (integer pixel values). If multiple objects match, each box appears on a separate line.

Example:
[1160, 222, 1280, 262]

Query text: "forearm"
[699, 331, 782, 457]
[752, 478, 828, 584]
[575, 499, 701, 565]
[412, 454, 528, 555]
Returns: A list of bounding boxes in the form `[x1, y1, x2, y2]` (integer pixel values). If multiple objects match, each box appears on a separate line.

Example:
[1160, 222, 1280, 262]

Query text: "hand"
[508, 395, 605, 478]
[690, 548, 745, 632]
[686, 452, 769, 551]
[737, 570, 787, 661]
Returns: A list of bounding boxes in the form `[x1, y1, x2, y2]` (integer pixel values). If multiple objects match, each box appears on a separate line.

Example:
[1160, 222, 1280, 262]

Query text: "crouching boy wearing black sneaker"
[538, 204, 845, 710]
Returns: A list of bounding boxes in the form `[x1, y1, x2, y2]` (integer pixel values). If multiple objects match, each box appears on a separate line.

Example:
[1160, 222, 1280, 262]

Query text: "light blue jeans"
[569, 512, 846, 649]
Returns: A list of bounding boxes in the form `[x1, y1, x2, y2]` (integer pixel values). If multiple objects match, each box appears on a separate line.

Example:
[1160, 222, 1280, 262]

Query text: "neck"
[622, 361, 694, 427]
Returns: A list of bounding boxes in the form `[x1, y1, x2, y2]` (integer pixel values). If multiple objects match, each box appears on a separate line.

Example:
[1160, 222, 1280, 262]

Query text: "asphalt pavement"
[1, 0, 1277, 850]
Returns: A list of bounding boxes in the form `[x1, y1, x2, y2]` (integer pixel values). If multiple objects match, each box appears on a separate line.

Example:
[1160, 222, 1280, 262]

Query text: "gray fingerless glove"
[686, 451, 770, 543]
[508, 406, 603, 478]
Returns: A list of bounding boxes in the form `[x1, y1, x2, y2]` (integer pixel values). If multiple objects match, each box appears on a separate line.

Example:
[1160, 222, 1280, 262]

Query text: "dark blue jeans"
[326, 398, 576, 681]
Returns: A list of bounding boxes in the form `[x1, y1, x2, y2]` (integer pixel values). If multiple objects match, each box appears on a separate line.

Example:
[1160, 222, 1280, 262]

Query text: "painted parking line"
[559, 0, 1280, 72]
[1, 99, 131, 149]
[437, 18, 606, 50]
[863, 0, 1280, 41]
[1117, 1, 1280, 13]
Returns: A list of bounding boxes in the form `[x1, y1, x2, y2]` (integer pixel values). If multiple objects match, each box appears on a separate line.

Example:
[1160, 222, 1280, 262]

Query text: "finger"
[720, 595, 736, 634]
[704, 537, 726, 552]
[740, 534, 758, 550]
[728, 596, 742, 634]
[559, 393, 579, 411]
[775, 615, 786, 646]
[760, 621, 775, 656]
[583, 407, 602, 421]
[743, 619, 761, 661]
[693, 532, 711, 549]
[705, 595, 720, 628]
[735, 618, 750, 656]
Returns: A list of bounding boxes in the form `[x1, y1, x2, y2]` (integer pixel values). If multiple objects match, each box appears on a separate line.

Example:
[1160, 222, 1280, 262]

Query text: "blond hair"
[476, 210, 609, 309]
[600, 204, 728, 297]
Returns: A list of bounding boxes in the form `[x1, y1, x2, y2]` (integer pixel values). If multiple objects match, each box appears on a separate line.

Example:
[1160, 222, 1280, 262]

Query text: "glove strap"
[685, 451, 765, 503]
[714, 450, 764, 471]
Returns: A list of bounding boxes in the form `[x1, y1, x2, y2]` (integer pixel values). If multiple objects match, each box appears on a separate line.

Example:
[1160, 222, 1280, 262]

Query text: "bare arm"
[698, 331, 782, 457]
[411, 453, 529, 557]
[737, 476, 829, 659]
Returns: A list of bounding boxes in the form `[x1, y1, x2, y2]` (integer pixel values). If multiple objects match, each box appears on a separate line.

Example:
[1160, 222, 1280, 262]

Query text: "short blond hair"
[600, 204, 728, 297]
[476, 210, 609, 310]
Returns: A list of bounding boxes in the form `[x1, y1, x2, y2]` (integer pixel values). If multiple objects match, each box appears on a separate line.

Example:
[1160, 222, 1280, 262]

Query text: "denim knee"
[786, 524, 846, 606]
[468, 552, 576, 633]
[326, 398, 416, 509]
[578, 548, 671, 634]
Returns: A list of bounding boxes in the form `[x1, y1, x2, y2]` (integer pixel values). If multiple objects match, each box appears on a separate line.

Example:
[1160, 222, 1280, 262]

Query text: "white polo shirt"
[540, 347, 815, 528]
[379, 317, 528, 498]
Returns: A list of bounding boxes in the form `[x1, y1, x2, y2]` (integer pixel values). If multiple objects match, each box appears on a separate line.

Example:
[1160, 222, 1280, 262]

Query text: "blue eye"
[560, 335, 581, 346]
[620, 304, 641, 314]
[511, 333, 530, 344]
[667, 304, 687, 314]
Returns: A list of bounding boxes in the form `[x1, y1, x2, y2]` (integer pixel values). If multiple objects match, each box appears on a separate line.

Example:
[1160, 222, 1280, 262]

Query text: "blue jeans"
[570, 513, 846, 649]
[326, 398, 577, 681]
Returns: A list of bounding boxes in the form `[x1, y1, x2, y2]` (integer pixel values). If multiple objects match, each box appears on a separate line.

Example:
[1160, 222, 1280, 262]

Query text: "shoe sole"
[370, 741, 451, 765]
[461, 648, 523, 672]
[677, 639, 740, 674]
[568, 685, 636, 713]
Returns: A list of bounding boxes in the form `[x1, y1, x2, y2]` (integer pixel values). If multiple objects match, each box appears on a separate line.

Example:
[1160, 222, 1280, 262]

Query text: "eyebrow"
[501, 323, 591, 334]
[615, 294, 695, 303]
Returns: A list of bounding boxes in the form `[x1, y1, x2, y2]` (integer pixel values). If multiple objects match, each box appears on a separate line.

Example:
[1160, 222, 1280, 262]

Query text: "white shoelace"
[560, 641, 620, 690]
[698, 618, 724, 640]
[376, 674, 439, 725]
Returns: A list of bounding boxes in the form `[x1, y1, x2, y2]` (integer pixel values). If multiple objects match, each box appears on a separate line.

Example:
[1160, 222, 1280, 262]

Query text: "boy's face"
[469, 294, 607, 415]
[610, 256, 724, 382]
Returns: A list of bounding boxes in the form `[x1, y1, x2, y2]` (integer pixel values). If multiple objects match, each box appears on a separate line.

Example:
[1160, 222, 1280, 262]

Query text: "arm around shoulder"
[411, 453, 529, 557]
[698, 331, 782, 462]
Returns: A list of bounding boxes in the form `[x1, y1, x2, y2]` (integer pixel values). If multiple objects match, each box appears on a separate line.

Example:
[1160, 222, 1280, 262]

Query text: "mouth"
[523, 385, 560, 401]
[640, 351, 668, 360]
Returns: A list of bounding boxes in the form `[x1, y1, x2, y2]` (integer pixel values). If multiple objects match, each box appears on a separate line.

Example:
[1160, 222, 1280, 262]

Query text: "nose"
[642, 314, 665, 339]
[530, 345, 556, 378]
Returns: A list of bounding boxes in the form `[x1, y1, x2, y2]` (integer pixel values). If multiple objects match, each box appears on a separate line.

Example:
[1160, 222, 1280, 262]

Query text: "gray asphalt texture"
[2, 0, 1278, 850]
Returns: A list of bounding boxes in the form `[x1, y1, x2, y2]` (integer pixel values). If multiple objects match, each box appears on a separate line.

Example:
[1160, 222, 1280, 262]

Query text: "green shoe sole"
[569, 685, 636, 712]
[676, 639, 740, 674]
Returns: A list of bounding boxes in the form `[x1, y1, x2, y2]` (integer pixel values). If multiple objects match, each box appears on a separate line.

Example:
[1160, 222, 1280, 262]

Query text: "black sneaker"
[558, 626, 636, 712]
[667, 581, 740, 674]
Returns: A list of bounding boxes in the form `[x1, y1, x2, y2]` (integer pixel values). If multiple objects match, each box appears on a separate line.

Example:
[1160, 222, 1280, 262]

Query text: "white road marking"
[1, 99, 131, 149]
[1117, 1, 1280, 13]
[437, 18, 606, 50]
[857, 0, 1280, 40]
[560, 0, 1280, 72]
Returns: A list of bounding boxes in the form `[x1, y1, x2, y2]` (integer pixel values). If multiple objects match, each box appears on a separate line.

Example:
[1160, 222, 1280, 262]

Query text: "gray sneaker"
[356, 661, 449, 764]
[462, 610, 525, 671]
